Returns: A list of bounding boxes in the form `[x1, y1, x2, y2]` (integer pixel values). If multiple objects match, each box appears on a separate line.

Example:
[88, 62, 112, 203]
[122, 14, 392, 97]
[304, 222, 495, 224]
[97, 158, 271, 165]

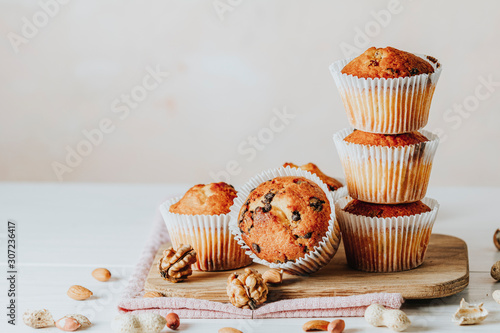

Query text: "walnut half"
[227, 268, 268, 310]
[158, 244, 197, 283]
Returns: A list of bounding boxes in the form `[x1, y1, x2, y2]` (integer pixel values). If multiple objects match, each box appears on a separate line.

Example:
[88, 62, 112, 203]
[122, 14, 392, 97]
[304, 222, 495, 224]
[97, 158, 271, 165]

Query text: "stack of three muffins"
[330, 47, 442, 272]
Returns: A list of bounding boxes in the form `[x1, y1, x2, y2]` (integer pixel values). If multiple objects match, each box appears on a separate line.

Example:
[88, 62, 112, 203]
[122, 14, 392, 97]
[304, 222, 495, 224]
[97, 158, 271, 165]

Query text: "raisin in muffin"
[343, 199, 431, 218]
[334, 128, 439, 204]
[283, 162, 343, 191]
[237, 176, 331, 264]
[330, 47, 442, 133]
[335, 189, 439, 272]
[161, 182, 252, 271]
[169, 182, 237, 215]
[341, 46, 434, 79]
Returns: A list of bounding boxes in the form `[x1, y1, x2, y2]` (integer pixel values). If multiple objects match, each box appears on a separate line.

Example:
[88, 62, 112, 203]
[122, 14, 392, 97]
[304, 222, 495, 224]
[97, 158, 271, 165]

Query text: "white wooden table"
[1, 183, 499, 332]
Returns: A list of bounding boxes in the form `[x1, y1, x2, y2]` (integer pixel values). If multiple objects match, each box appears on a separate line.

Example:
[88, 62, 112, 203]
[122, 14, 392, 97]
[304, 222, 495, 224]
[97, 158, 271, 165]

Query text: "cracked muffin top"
[283, 162, 343, 191]
[344, 130, 429, 147]
[343, 199, 431, 218]
[341, 47, 435, 79]
[169, 182, 237, 215]
[238, 176, 331, 264]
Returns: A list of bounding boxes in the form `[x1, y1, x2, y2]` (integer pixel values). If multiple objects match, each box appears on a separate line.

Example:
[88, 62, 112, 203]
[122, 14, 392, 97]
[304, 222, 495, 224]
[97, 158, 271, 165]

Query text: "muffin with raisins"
[238, 176, 330, 264]
[330, 46, 442, 134]
[228, 166, 344, 275]
[160, 182, 252, 271]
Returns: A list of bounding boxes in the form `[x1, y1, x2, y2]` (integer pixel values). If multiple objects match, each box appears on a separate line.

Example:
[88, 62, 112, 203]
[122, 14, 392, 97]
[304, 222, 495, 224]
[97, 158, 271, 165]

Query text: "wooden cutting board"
[144, 234, 469, 301]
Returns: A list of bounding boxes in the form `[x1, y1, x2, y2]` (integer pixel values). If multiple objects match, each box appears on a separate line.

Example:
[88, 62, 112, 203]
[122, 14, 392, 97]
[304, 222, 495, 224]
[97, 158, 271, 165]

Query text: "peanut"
[365, 304, 411, 332]
[218, 328, 243, 333]
[92, 268, 112, 282]
[327, 319, 345, 333]
[302, 320, 329, 331]
[166, 312, 180, 330]
[55, 317, 81, 331]
[23, 309, 54, 328]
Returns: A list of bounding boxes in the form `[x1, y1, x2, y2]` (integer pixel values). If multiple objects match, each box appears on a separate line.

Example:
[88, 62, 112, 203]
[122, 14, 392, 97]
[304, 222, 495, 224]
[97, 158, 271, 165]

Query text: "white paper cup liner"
[330, 54, 442, 134]
[335, 187, 439, 272]
[228, 167, 342, 275]
[159, 200, 252, 271]
[333, 128, 439, 204]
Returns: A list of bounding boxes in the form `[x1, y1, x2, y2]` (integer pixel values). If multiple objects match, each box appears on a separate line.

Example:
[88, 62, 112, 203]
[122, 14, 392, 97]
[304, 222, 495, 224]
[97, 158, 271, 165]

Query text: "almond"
[143, 291, 164, 298]
[218, 328, 243, 333]
[67, 285, 93, 300]
[92, 268, 111, 282]
[303, 320, 329, 331]
[263, 269, 283, 284]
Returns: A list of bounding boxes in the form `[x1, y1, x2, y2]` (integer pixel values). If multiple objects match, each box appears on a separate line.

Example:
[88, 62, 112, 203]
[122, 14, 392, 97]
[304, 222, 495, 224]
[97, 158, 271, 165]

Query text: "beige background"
[1, 0, 499, 186]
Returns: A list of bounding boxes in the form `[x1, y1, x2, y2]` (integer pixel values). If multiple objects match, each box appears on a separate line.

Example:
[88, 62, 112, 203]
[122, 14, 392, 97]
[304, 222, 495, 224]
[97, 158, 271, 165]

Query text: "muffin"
[334, 128, 439, 204]
[160, 182, 252, 271]
[228, 167, 342, 275]
[169, 182, 237, 215]
[283, 162, 343, 191]
[341, 47, 434, 79]
[343, 199, 431, 218]
[335, 188, 439, 272]
[330, 46, 442, 134]
[238, 176, 331, 264]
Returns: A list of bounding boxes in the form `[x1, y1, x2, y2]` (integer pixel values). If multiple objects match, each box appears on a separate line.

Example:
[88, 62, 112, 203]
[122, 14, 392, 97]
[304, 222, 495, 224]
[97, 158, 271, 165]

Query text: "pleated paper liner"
[159, 198, 252, 271]
[228, 167, 342, 275]
[333, 128, 439, 204]
[330, 54, 442, 134]
[335, 187, 439, 272]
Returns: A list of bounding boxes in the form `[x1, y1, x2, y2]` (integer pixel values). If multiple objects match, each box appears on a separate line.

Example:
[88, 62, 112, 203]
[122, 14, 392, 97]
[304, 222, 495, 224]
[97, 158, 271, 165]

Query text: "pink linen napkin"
[117, 207, 404, 319]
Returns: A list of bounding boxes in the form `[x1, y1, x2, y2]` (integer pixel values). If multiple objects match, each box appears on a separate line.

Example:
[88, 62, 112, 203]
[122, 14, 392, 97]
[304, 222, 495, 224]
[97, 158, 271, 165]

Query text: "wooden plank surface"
[144, 233, 469, 301]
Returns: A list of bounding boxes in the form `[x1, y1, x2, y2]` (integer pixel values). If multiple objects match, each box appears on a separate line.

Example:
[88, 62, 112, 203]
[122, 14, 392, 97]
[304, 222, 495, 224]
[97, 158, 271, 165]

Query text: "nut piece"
[227, 268, 268, 310]
[111, 313, 166, 333]
[143, 291, 164, 298]
[494, 229, 500, 250]
[365, 304, 411, 332]
[493, 290, 500, 304]
[61, 314, 91, 328]
[158, 244, 197, 283]
[219, 328, 243, 333]
[23, 309, 55, 328]
[328, 319, 345, 333]
[302, 320, 329, 331]
[452, 298, 488, 325]
[263, 269, 283, 284]
[55, 317, 81, 331]
[491, 261, 500, 281]
[166, 312, 180, 330]
[92, 268, 112, 282]
[67, 285, 93, 300]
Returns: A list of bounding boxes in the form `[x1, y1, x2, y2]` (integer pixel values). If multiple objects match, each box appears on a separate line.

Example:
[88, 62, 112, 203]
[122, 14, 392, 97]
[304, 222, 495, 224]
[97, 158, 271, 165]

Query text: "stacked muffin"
[330, 47, 442, 272]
